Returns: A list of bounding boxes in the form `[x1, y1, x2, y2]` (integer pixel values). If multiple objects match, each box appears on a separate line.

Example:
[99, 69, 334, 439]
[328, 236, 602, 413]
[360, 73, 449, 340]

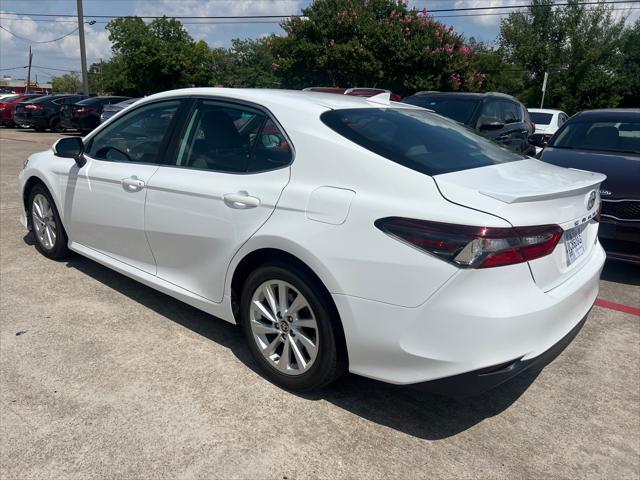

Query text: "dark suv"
[14, 94, 88, 132]
[402, 92, 536, 155]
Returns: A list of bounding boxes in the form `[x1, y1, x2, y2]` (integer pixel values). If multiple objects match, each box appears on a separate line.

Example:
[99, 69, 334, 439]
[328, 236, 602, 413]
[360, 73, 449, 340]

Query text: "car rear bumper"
[599, 219, 640, 263]
[14, 114, 47, 128]
[333, 242, 605, 394]
[412, 311, 588, 396]
[61, 116, 97, 131]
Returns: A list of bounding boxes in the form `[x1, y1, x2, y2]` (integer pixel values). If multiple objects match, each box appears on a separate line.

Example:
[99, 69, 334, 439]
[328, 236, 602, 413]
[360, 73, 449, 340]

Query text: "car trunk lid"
[434, 158, 606, 290]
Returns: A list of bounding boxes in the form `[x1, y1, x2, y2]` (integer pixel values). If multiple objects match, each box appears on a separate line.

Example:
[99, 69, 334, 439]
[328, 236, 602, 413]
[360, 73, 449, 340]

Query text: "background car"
[303, 86, 402, 101]
[14, 94, 88, 132]
[60, 96, 130, 133]
[0, 94, 43, 127]
[540, 109, 640, 263]
[19, 88, 605, 395]
[528, 108, 569, 154]
[100, 97, 140, 124]
[402, 91, 536, 155]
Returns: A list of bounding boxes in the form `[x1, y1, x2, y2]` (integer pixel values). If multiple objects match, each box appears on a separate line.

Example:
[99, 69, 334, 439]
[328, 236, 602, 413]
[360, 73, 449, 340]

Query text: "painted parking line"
[595, 298, 640, 317]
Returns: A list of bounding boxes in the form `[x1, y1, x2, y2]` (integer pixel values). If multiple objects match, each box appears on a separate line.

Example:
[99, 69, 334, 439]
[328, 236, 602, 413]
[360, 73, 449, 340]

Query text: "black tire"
[27, 184, 70, 259]
[49, 116, 63, 132]
[240, 263, 346, 391]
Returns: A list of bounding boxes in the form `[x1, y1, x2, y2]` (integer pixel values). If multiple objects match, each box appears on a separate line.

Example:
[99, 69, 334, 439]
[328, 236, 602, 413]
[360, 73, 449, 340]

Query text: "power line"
[0, 24, 79, 43]
[4, 0, 639, 19]
[1, 5, 637, 24]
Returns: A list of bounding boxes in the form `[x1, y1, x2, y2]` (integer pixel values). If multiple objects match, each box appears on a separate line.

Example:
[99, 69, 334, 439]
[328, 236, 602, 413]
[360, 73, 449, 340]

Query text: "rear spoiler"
[480, 169, 606, 204]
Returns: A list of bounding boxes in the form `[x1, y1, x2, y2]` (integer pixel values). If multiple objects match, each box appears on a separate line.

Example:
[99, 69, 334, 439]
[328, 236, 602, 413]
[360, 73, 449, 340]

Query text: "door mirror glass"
[54, 137, 84, 159]
[478, 117, 504, 130]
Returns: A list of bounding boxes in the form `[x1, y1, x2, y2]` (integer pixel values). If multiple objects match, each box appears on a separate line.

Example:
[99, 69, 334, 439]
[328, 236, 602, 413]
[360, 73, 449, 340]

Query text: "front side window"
[173, 100, 292, 173]
[86, 100, 179, 163]
[321, 108, 524, 176]
[551, 120, 640, 155]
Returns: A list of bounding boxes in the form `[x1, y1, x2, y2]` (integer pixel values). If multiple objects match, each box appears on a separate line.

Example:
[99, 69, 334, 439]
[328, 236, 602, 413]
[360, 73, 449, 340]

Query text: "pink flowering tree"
[271, 0, 485, 95]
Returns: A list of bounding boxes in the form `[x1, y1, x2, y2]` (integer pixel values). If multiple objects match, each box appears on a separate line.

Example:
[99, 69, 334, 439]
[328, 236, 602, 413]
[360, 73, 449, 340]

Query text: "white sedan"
[18, 88, 605, 394]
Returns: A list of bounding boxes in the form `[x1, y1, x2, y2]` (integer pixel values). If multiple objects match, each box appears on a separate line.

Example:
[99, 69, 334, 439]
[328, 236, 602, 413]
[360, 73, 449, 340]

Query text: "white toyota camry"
[18, 88, 606, 395]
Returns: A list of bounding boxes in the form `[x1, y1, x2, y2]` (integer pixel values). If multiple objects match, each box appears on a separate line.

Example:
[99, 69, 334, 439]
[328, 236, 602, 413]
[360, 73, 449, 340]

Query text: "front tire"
[28, 185, 70, 259]
[240, 263, 345, 391]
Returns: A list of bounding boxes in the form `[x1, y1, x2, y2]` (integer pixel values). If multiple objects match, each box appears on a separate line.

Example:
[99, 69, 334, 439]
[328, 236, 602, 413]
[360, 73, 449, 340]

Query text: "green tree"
[271, 0, 485, 95]
[618, 18, 640, 107]
[211, 37, 280, 87]
[101, 16, 213, 95]
[51, 72, 81, 93]
[500, 0, 627, 112]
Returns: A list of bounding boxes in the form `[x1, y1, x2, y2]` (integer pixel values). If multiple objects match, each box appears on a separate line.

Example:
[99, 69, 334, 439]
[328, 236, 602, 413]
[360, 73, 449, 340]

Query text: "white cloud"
[0, 10, 112, 74]
[133, 0, 303, 42]
[452, 0, 521, 27]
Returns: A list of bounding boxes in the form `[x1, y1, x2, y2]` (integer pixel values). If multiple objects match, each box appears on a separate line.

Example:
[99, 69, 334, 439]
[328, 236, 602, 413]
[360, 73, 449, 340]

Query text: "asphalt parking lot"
[1, 127, 639, 479]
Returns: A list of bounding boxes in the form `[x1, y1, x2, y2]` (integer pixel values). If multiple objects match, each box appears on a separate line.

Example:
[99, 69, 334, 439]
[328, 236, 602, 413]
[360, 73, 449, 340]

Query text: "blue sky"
[1, 0, 638, 83]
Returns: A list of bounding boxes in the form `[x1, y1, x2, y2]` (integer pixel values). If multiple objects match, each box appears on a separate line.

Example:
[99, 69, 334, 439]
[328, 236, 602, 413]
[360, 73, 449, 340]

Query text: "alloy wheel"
[31, 193, 57, 250]
[249, 280, 319, 375]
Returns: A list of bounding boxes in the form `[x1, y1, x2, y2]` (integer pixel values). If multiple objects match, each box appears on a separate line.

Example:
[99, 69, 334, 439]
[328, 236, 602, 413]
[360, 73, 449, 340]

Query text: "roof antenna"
[366, 92, 391, 106]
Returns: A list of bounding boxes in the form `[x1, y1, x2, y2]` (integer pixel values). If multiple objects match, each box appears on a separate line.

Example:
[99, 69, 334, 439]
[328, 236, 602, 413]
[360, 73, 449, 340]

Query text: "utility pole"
[26, 46, 32, 94]
[540, 71, 548, 109]
[77, 0, 89, 95]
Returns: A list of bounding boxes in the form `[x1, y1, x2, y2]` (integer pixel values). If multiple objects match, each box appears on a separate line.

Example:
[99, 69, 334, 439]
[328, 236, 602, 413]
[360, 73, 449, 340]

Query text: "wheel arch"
[229, 247, 349, 368]
[22, 175, 65, 231]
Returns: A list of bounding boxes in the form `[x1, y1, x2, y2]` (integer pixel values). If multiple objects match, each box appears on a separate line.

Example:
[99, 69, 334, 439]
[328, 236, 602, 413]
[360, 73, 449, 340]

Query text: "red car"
[0, 94, 43, 127]
[303, 87, 402, 101]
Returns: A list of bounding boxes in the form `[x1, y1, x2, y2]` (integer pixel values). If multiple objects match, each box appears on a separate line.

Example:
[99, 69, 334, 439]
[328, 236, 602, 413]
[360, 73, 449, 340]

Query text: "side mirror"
[478, 117, 504, 130]
[53, 137, 86, 167]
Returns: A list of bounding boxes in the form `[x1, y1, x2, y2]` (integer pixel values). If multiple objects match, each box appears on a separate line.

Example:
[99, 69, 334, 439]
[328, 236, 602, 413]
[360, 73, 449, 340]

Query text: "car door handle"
[122, 177, 145, 190]
[223, 191, 260, 209]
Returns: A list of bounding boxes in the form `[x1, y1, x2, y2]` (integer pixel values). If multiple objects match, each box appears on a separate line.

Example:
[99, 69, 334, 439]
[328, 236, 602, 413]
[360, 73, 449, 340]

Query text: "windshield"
[401, 97, 480, 124]
[321, 108, 524, 176]
[551, 120, 640, 155]
[529, 112, 553, 125]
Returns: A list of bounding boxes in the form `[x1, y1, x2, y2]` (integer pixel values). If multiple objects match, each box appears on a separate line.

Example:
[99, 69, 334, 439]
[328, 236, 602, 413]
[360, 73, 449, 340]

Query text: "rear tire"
[28, 185, 70, 259]
[49, 116, 63, 132]
[240, 263, 345, 391]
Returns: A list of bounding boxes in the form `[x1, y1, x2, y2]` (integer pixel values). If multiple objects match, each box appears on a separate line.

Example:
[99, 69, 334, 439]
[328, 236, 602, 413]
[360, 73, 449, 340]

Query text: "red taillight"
[25, 104, 43, 110]
[375, 217, 563, 269]
[74, 106, 94, 117]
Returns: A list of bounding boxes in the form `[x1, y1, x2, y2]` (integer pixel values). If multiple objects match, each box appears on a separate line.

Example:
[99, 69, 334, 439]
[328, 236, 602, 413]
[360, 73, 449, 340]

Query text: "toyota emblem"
[587, 190, 596, 210]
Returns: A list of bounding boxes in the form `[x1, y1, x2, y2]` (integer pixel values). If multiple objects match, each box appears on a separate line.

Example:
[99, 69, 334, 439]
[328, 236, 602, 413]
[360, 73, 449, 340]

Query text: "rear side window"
[173, 100, 292, 173]
[321, 108, 524, 176]
[402, 96, 479, 124]
[501, 101, 522, 124]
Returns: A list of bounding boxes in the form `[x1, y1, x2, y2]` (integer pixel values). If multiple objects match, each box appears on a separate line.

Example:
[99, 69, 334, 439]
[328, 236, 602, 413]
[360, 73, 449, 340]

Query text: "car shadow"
[24, 233, 537, 440]
[601, 260, 640, 286]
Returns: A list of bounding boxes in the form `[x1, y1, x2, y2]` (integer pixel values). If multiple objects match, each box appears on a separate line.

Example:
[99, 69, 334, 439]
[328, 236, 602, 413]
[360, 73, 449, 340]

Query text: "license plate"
[564, 226, 585, 265]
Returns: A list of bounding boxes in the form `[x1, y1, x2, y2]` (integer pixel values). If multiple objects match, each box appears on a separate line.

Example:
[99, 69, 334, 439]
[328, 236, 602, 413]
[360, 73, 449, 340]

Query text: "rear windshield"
[401, 96, 479, 124]
[529, 112, 553, 125]
[550, 120, 640, 155]
[321, 108, 524, 176]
